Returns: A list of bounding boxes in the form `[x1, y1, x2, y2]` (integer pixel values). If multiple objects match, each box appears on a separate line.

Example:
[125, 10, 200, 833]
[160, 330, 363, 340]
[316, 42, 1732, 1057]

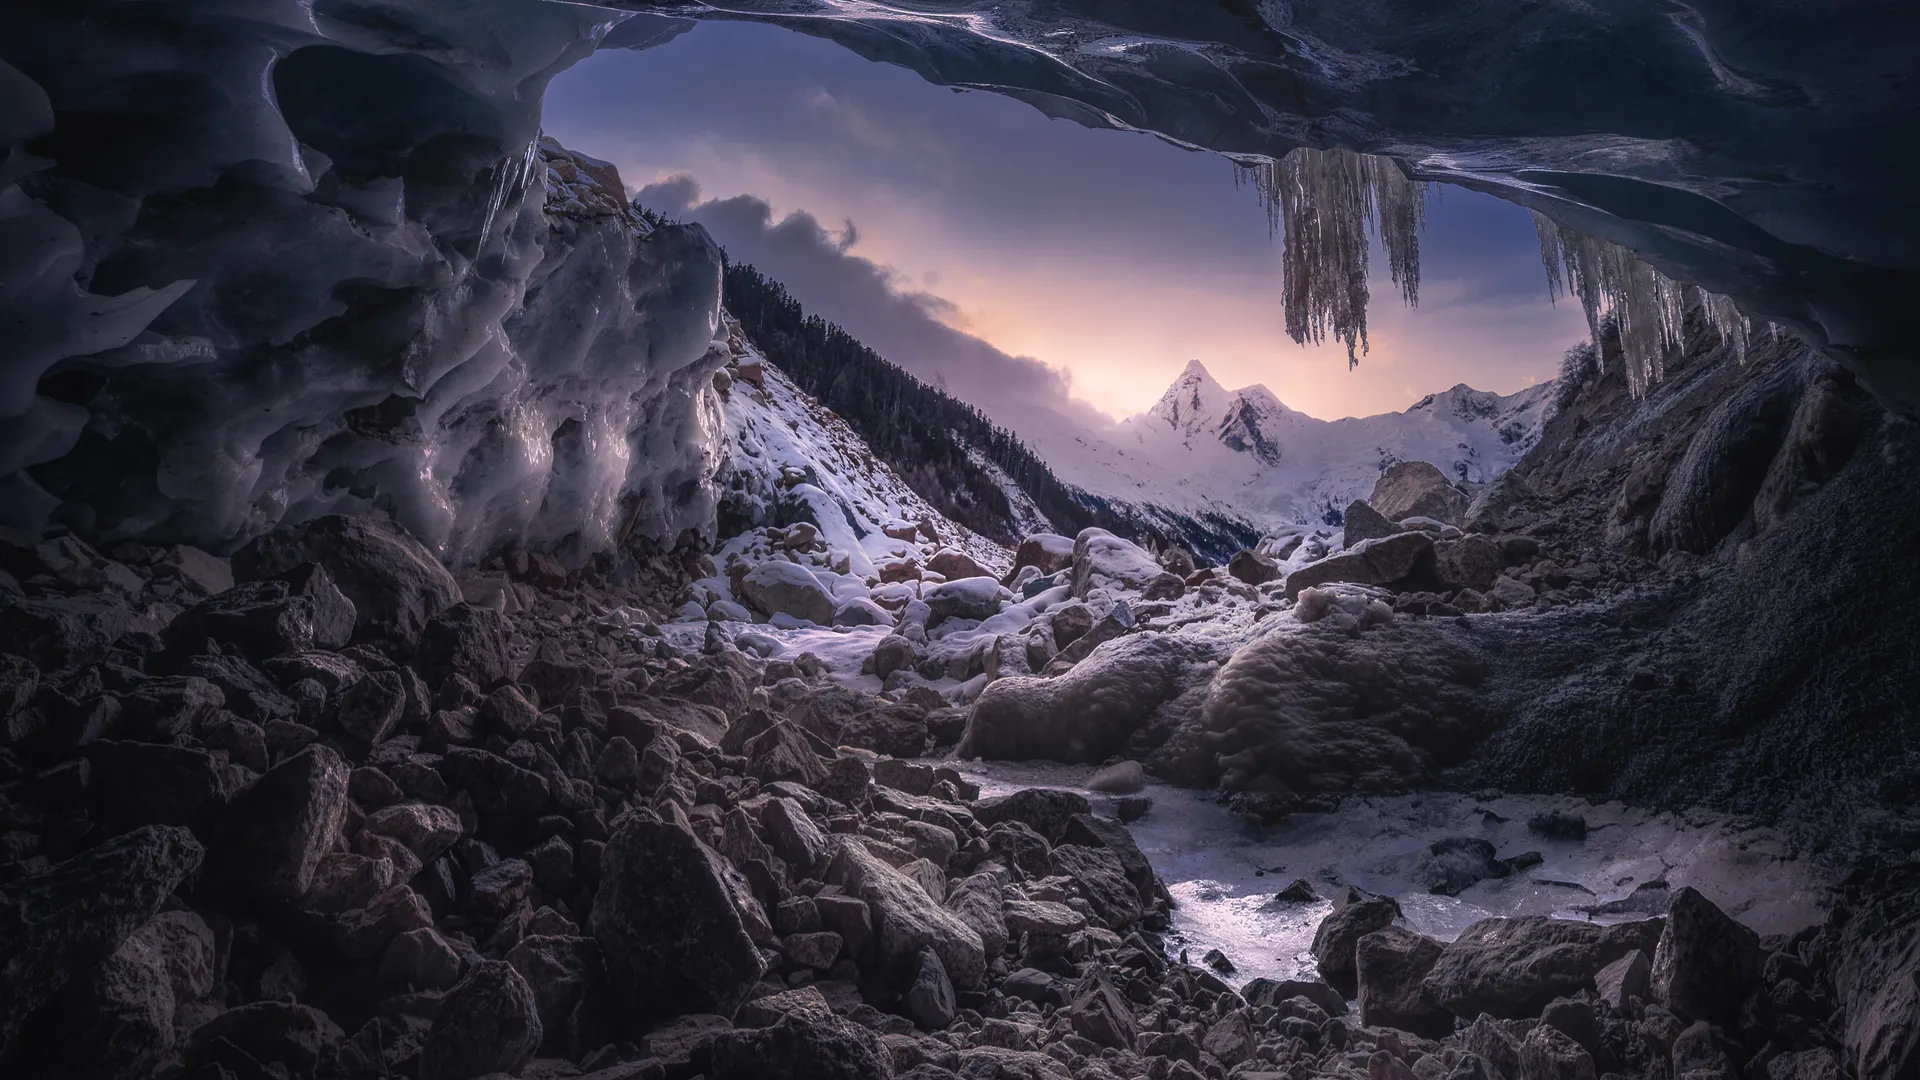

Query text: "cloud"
[639, 175, 1114, 435]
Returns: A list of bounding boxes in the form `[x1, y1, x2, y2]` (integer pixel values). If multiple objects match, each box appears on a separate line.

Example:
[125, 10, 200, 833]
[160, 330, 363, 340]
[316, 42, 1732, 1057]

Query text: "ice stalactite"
[1530, 211, 1754, 396]
[1237, 149, 1432, 368]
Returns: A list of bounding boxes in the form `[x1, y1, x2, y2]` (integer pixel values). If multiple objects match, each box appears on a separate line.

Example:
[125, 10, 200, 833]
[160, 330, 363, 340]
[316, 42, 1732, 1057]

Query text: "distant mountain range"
[1018, 359, 1554, 539]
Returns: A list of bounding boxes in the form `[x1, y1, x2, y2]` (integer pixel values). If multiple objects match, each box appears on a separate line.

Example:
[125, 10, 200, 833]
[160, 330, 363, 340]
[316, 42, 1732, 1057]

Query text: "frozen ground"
[944, 759, 1829, 989]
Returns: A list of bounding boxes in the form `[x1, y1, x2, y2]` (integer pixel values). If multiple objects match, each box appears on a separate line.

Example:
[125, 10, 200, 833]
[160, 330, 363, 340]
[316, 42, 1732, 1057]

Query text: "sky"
[543, 18, 1591, 425]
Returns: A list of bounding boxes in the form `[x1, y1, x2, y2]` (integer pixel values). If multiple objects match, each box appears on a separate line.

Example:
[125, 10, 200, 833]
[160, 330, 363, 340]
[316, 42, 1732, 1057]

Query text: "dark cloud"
[640, 175, 1113, 433]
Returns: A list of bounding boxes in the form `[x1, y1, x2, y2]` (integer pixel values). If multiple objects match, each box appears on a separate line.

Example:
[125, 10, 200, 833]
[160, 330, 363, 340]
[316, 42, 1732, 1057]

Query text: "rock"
[1519, 1023, 1596, 1080]
[834, 598, 893, 627]
[336, 883, 434, 959]
[152, 544, 234, 595]
[420, 959, 543, 1080]
[1086, 760, 1146, 793]
[1355, 925, 1453, 1038]
[87, 740, 245, 829]
[1201, 1010, 1256, 1065]
[1240, 977, 1347, 1017]
[1311, 895, 1401, 996]
[1527, 810, 1589, 840]
[924, 577, 1003, 622]
[1116, 796, 1151, 823]
[972, 788, 1091, 843]
[1069, 528, 1166, 598]
[1012, 533, 1075, 576]
[709, 1012, 892, 1080]
[784, 931, 845, 970]
[928, 548, 991, 580]
[1491, 575, 1537, 609]
[1061, 814, 1155, 902]
[592, 813, 766, 1020]
[1826, 866, 1920, 1080]
[1423, 915, 1665, 1019]
[1594, 950, 1651, 1011]
[336, 668, 406, 744]
[763, 797, 831, 876]
[960, 634, 1207, 764]
[1282, 531, 1436, 598]
[747, 720, 830, 787]
[233, 514, 462, 650]
[1069, 967, 1136, 1049]
[0, 825, 204, 1059]
[945, 873, 1009, 957]
[1003, 899, 1085, 937]
[505, 934, 603, 1054]
[1417, 836, 1507, 896]
[873, 635, 918, 679]
[826, 839, 987, 991]
[1204, 948, 1235, 973]
[1768, 1049, 1842, 1080]
[739, 986, 835, 1028]
[1540, 996, 1600, 1054]
[1650, 886, 1762, 1027]
[0, 906, 180, 1079]
[1273, 878, 1319, 903]
[905, 947, 958, 1030]
[380, 926, 463, 989]
[415, 602, 513, 689]
[0, 593, 131, 670]
[1371, 461, 1469, 524]
[186, 1002, 346, 1077]
[1436, 534, 1503, 592]
[1228, 549, 1282, 585]
[1048, 602, 1094, 648]
[740, 561, 836, 624]
[208, 744, 351, 900]
[1048, 843, 1142, 928]
[1343, 500, 1404, 545]
[441, 746, 551, 827]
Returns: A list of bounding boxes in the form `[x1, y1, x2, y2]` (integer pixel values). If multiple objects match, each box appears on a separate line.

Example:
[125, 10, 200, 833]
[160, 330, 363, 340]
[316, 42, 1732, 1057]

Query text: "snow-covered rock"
[739, 562, 836, 625]
[1070, 529, 1166, 599]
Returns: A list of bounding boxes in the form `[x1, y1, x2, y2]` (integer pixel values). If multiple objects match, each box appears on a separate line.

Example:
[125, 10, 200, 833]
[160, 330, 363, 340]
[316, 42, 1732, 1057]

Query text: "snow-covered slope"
[1028, 361, 1554, 537]
[712, 330, 1012, 580]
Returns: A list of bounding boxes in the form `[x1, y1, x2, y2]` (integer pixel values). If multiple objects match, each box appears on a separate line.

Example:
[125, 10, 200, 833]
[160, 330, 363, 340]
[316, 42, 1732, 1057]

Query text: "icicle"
[1528, 211, 1750, 395]
[1236, 149, 1434, 368]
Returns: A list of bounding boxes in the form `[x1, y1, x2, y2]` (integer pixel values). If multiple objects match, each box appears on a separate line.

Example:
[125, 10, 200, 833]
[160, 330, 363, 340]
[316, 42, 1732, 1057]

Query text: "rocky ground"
[1, 482, 1916, 1080]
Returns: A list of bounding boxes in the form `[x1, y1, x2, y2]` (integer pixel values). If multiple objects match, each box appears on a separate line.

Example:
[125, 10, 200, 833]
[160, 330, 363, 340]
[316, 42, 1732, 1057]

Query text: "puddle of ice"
[939, 758, 1829, 988]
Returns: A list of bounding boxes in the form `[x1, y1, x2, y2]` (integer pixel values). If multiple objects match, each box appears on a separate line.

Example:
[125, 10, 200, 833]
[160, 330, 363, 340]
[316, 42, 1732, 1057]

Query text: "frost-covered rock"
[739, 561, 836, 625]
[1070, 529, 1165, 599]
[1196, 621, 1489, 793]
[959, 634, 1212, 763]
[1012, 533, 1075, 576]
[1370, 461, 1470, 525]
[924, 577, 1003, 622]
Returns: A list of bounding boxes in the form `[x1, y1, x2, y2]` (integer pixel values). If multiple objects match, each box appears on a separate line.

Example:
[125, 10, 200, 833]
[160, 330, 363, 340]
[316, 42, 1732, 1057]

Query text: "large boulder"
[928, 548, 992, 580]
[0, 825, 204, 1059]
[1423, 915, 1666, 1019]
[739, 561, 836, 624]
[826, 839, 986, 991]
[1048, 844, 1142, 930]
[3, 922, 182, 1080]
[1825, 866, 1920, 1080]
[971, 788, 1091, 844]
[162, 565, 356, 660]
[924, 577, 1003, 622]
[414, 602, 513, 689]
[1227, 549, 1281, 585]
[1650, 887, 1762, 1027]
[708, 1012, 892, 1080]
[1070, 528, 1165, 598]
[0, 593, 130, 670]
[959, 634, 1210, 763]
[1371, 461, 1470, 524]
[1355, 926, 1453, 1038]
[207, 744, 351, 901]
[1311, 896, 1401, 996]
[419, 960, 543, 1080]
[233, 514, 461, 650]
[592, 812, 766, 1020]
[1284, 532, 1435, 598]
[1011, 533, 1075, 577]
[1437, 534, 1504, 592]
[1342, 500, 1403, 545]
[1197, 621, 1488, 795]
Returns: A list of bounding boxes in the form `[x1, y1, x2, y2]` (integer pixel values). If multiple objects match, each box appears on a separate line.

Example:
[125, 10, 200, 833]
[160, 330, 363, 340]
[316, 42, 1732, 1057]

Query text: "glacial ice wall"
[0, 1, 726, 564]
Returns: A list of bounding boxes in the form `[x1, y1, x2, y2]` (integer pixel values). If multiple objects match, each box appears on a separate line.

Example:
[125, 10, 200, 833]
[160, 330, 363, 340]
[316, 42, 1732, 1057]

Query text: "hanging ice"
[1530, 211, 1753, 397]
[1237, 149, 1432, 368]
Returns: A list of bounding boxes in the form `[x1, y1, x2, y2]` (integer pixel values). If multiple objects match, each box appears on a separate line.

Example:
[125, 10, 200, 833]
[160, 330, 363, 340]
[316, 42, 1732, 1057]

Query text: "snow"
[1021, 360, 1554, 541]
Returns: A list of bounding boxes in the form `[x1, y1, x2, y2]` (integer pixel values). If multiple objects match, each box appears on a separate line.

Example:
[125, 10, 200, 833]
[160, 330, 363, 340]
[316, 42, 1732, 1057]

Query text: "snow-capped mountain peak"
[1145, 359, 1233, 440]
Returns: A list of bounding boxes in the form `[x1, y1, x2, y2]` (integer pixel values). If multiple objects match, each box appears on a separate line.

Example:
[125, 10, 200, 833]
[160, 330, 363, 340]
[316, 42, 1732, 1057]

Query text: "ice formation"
[1237, 150, 1432, 367]
[1531, 212, 1755, 397]
[0, 4, 731, 565]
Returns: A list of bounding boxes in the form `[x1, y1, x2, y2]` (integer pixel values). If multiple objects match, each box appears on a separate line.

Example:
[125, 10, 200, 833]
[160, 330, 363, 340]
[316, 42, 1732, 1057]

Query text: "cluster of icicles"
[1239, 148, 1756, 396]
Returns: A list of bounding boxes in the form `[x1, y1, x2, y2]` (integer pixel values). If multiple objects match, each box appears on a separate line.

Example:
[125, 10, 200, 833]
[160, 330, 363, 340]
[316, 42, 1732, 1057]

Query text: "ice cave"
[0, 3, 1916, 1080]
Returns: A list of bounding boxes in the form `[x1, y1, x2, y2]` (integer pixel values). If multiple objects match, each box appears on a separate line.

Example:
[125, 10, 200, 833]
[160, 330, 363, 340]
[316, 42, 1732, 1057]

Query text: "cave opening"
[0, 3, 1916, 1077]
